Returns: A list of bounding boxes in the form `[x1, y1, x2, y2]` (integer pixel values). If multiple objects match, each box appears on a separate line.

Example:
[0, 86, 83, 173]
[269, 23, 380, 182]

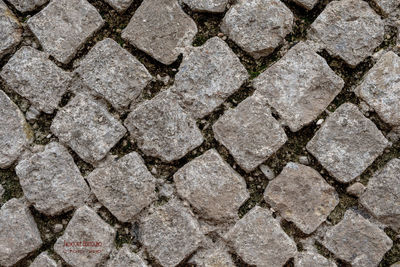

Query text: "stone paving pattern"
[0, 0, 400, 266]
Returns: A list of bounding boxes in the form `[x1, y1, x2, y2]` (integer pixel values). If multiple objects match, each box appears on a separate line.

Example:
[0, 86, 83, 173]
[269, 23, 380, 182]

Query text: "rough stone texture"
[306, 103, 389, 183]
[121, 0, 197, 65]
[360, 158, 400, 231]
[308, 0, 384, 67]
[346, 182, 366, 197]
[0, 198, 42, 266]
[171, 37, 248, 119]
[104, 0, 134, 12]
[140, 198, 204, 267]
[87, 152, 157, 222]
[7, 0, 48, 12]
[75, 38, 152, 110]
[30, 252, 57, 267]
[124, 91, 203, 162]
[0, 0, 22, 59]
[0, 184, 4, 199]
[0, 89, 31, 169]
[51, 94, 126, 164]
[213, 93, 287, 172]
[27, 0, 104, 64]
[372, 0, 399, 15]
[264, 162, 339, 234]
[290, 0, 318, 10]
[182, 0, 228, 12]
[224, 206, 297, 266]
[1, 46, 72, 114]
[15, 142, 90, 216]
[174, 149, 249, 221]
[54, 205, 116, 267]
[189, 243, 235, 267]
[221, 0, 293, 58]
[322, 210, 392, 267]
[106, 245, 148, 267]
[294, 251, 337, 267]
[355, 51, 400, 127]
[392, 262, 400, 267]
[253, 42, 344, 132]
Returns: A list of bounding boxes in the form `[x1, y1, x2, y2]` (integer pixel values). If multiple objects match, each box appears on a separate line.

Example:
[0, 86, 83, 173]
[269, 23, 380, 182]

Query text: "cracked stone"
[294, 251, 337, 267]
[51, 94, 126, 164]
[27, 0, 104, 64]
[290, 0, 318, 10]
[7, 0, 48, 12]
[264, 162, 339, 234]
[0, 89, 32, 169]
[306, 103, 389, 183]
[322, 210, 392, 267]
[174, 149, 249, 221]
[224, 206, 297, 266]
[355, 51, 400, 127]
[0, 0, 22, 59]
[372, 0, 400, 15]
[171, 37, 248, 119]
[75, 38, 152, 110]
[308, 0, 384, 67]
[253, 42, 344, 132]
[87, 152, 157, 222]
[213, 93, 287, 172]
[15, 142, 90, 216]
[221, 0, 294, 58]
[1, 46, 72, 114]
[121, 0, 197, 65]
[140, 198, 204, 267]
[182, 0, 228, 12]
[360, 158, 400, 231]
[346, 182, 366, 197]
[104, 0, 134, 12]
[106, 245, 148, 267]
[54, 205, 116, 267]
[30, 252, 57, 267]
[124, 90, 203, 162]
[0, 198, 42, 266]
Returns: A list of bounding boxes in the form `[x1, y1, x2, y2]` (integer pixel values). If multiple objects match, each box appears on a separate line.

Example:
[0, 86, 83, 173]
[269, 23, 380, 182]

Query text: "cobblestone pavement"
[1, 0, 400, 266]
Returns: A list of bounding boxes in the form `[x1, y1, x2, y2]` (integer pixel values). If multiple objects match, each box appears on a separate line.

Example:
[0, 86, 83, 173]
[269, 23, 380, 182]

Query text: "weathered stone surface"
[15, 142, 90, 216]
[355, 51, 400, 127]
[392, 262, 400, 267]
[360, 158, 400, 231]
[7, 0, 48, 12]
[264, 162, 339, 234]
[213, 93, 287, 172]
[1, 46, 72, 114]
[189, 243, 235, 267]
[27, 0, 104, 64]
[121, 0, 197, 65]
[253, 42, 344, 132]
[294, 251, 337, 267]
[182, 0, 228, 12]
[30, 252, 57, 267]
[322, 210, 392, 267]
[224, 206, 297, 266]
[51, 94, 126, 164]
[0, 0, 22, 59]
[306, 103, 389, 183]
[171, 37, 248, 119]
[221, 0, 293, 58]
[373, 0, 399, 15]
[76, 38, 152, 110]
[0, 89, 31, 169]
[0, 184, 4, 199]
[0, 198, 42, 266]
[290, 0, 318, 10]
[174, 149, 249, 221]
[106, 245, 148, 267]
[87, 152, 157, 222]
[104, 0, 133, 12]
[124, 91, 203, 162]
[346, 182, 366, 197]
[140, 198, 203, 267]
[308, 0, 384, 67]
[54, 205, 116, 267]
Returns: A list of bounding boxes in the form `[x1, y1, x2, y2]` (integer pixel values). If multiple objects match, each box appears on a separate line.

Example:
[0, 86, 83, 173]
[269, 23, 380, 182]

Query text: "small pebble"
[299, 156, 310, 165]
[316, 119, 324, 125]
[346, 182, 366, 197]
[259, 165, 275, 180]
[53, 224, 63, 233]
